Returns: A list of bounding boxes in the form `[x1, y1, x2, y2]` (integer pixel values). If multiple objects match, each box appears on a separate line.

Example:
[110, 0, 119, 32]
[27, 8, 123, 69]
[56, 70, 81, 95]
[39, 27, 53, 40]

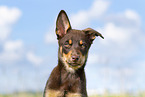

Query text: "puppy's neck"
[58, 59, 85, 74]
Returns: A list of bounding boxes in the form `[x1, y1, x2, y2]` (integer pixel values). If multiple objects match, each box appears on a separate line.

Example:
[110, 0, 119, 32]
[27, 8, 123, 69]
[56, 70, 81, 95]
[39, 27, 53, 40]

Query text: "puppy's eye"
[64, 43, 70, 48]
[79, 40, 86, 49]
[64, 40, 72, 48]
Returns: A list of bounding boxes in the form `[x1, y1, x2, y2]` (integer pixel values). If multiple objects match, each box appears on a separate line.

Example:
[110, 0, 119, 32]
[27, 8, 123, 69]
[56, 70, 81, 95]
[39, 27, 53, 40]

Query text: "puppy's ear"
[83, 28, 104, 42]
[56, 10, 72, 40]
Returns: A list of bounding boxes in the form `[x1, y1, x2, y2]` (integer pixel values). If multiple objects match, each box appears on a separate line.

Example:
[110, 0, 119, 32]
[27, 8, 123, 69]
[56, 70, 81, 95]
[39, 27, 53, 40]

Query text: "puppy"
[44, 10, 104, 97]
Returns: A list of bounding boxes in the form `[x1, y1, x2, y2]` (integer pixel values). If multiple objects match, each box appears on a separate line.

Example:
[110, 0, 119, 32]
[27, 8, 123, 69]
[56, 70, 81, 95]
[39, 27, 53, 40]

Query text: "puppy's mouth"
[66, 61, 80, 67]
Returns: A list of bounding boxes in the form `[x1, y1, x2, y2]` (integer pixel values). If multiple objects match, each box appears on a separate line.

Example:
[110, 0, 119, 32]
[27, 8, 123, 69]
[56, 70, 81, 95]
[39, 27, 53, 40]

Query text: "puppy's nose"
[71, 55, 79, 62]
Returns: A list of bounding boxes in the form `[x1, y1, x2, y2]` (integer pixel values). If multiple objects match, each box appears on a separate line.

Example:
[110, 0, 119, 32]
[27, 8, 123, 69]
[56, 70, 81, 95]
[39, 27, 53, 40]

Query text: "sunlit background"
[0, 0, 145, 96]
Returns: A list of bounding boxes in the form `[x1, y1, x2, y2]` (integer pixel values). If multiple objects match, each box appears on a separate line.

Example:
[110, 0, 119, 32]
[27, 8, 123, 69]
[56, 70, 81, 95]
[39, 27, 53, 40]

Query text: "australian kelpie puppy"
[44, 10, 104, 97]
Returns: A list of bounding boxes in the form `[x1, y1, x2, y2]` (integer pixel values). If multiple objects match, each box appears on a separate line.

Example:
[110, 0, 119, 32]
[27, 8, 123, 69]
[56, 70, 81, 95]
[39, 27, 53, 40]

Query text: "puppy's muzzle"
[71, 55, 80, 62]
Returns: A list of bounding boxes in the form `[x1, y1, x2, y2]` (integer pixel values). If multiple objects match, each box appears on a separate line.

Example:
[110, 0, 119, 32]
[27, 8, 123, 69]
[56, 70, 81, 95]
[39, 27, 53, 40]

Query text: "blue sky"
[0, 0, 145, 95]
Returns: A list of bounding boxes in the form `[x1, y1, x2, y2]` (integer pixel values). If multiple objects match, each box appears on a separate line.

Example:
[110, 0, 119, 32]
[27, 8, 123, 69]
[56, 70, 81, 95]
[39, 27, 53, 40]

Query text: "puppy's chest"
[60, 72, 81, 91]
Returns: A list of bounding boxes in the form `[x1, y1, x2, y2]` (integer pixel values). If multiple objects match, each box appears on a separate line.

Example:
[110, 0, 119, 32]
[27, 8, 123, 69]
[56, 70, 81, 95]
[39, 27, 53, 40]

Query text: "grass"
[0, 91, 145, 97]
[0, 92, 42, 97]
[89, 91, 145, 97]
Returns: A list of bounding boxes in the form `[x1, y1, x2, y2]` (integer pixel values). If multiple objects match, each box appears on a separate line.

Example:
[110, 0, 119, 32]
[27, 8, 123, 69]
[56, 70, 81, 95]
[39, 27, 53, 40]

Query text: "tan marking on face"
[80, 40, 83, 45]
[62, 51, 75, 72]
[63, 50, 72, 60]
[59, 46, 62, 54]
[61, 50, 87, 73]
[69, 39, 72, 45]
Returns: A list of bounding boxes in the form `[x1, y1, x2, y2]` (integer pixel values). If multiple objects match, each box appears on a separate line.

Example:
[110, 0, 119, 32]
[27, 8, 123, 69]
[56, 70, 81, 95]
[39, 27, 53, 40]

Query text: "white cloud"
[125, 9, 141, 26]
[26, 51, 43, 66]
[0, 6, 32, 66]
[0, 26, 11, 41]
[70, 0, 110, 29]
[0, 6, 45, 67]
[105, 9, 141, 27]
[87, 54, 107, 65]
[0, 6, 23, 65]
[44, 23, 58, 44]
[4, 40, 23, 52]
[0, 40, 24, 64]
[0, 6, 21, 26]
[0, 6, 21, 42]
[99, 22, 133, 47]
[87, 54, 99, 64]
[45, 31, 57, 44]
[97, 9, 144, 58]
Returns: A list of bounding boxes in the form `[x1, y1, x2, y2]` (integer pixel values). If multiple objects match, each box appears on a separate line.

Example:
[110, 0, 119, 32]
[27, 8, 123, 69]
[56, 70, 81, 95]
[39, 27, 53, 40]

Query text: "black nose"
[71, 55, 79, 62]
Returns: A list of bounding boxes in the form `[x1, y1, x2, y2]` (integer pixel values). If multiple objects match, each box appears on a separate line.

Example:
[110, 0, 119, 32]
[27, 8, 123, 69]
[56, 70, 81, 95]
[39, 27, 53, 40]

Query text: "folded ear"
[83, 28, 104, 42]
[56, 10, 72, 40]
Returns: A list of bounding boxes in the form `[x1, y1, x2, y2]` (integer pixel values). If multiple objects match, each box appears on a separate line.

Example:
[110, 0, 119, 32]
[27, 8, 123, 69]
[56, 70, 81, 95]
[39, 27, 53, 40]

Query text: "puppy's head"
[56, 10, 104, 73]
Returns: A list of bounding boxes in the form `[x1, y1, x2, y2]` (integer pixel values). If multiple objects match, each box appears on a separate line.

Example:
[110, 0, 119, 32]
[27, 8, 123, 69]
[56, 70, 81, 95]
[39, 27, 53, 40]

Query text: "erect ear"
[82, 28, 104, 42]
[56, 10, 72, 40]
